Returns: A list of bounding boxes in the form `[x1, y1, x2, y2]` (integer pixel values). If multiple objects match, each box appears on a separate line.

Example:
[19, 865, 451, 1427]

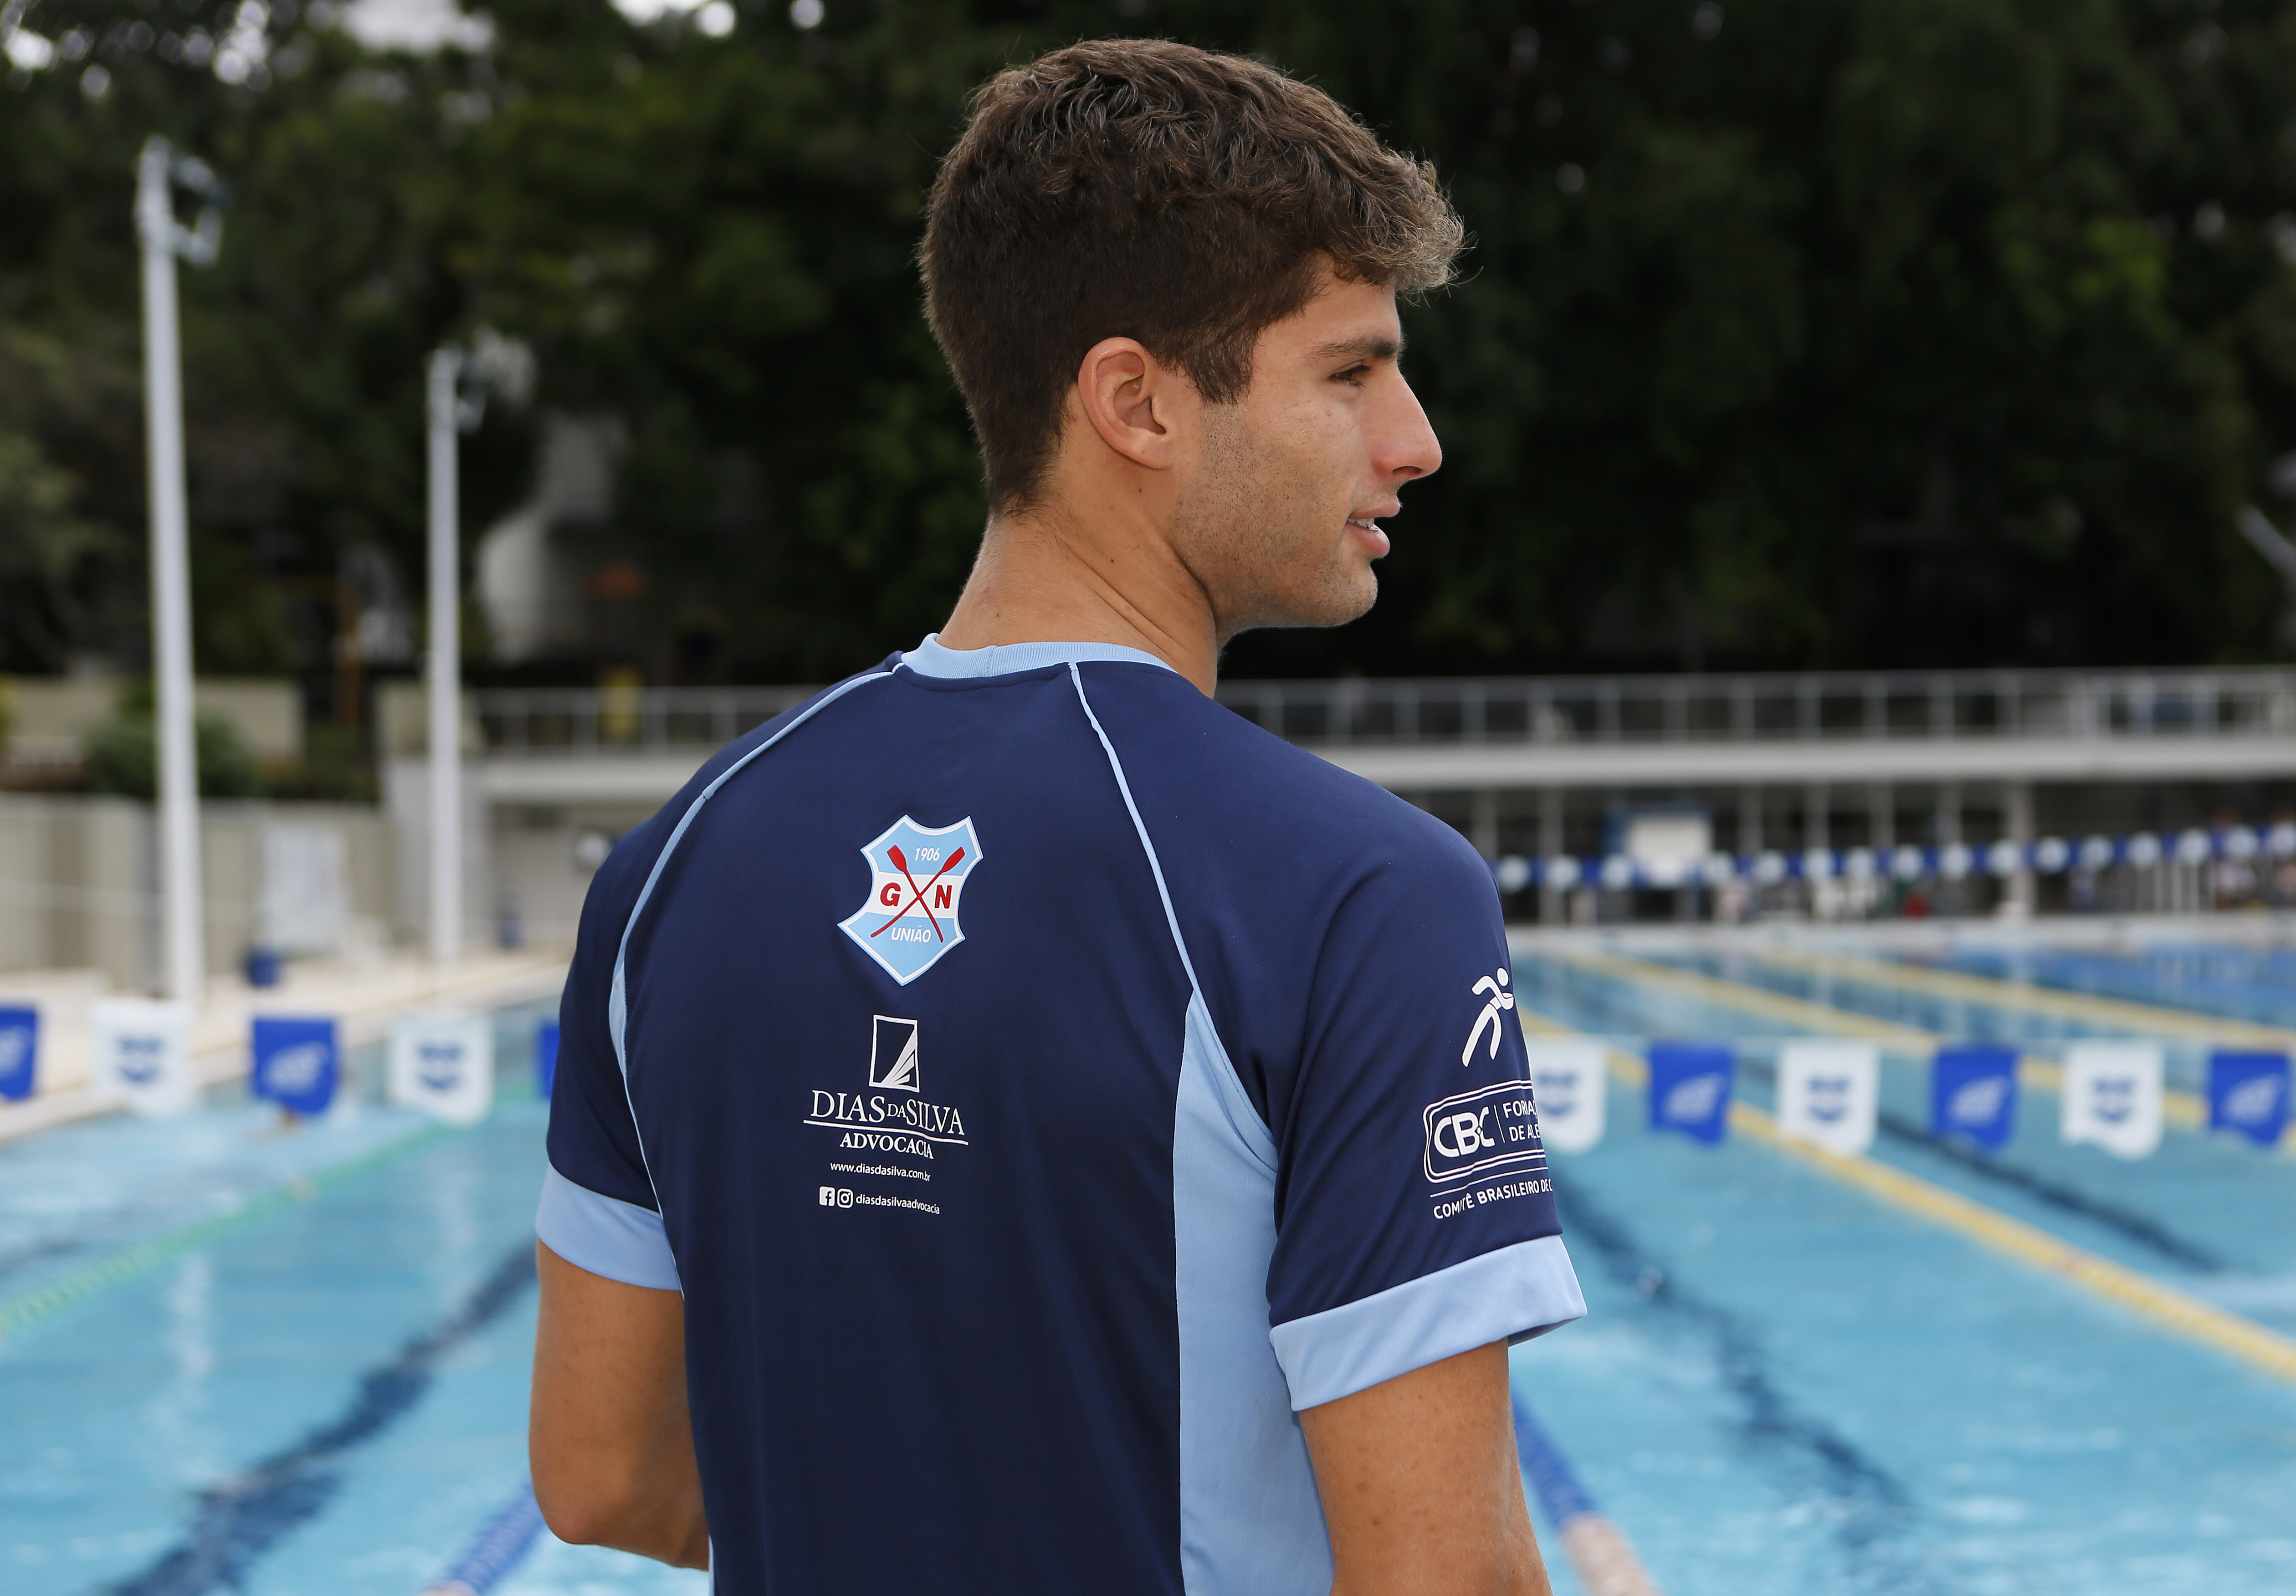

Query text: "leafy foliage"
[3, 0, 2294, 690]
[82, 708, 262, 797]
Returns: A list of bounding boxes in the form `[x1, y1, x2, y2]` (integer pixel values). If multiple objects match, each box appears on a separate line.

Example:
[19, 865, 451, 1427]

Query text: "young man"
[531, 38, 1583, 1596]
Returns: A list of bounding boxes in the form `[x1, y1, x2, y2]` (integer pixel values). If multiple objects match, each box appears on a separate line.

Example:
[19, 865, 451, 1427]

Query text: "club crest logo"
[838, 816, 984, 985]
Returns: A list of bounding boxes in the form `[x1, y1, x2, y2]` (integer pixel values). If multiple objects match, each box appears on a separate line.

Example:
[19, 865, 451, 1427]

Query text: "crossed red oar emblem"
[869, 844, 966, 942]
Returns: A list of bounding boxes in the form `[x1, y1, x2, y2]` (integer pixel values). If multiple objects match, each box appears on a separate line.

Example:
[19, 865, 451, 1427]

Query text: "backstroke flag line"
[0, 1005, 36, 1102]
[2209, 1049, 2291, 1146]
[1648, 1042, 1733, 1145]
[1524, 1040, 1606, 1154]
[1931, 1043, 2017, 1150]
[251, 1015, 341, 1118]
[2060, 1042, 2164, 1160]
[92, 998, 195, 1118]
[390, 1012, 495, 1126]
[1775, 1041, 1879, 1157]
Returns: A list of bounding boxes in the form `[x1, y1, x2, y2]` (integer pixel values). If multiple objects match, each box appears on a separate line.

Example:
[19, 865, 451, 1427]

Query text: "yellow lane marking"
[1748, 944, 2296, 1050]
[1515, 1007, 2296, 1386]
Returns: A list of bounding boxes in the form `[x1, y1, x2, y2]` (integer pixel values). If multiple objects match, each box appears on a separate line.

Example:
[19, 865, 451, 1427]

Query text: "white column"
[1538, 788, 1564, 924]
[426, 349, 463, 966]
[1470, 788, 1499, 862]
[2005, 780, 2035, 916]
[137, 139, 203, 1005]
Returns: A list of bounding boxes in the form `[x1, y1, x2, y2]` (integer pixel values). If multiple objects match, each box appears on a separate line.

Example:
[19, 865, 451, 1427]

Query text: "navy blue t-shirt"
[539, 635, 1584, 1595]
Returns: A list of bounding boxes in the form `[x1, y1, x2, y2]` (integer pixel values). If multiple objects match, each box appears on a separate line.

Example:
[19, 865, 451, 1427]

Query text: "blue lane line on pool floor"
[92, 1239, 538, 1596]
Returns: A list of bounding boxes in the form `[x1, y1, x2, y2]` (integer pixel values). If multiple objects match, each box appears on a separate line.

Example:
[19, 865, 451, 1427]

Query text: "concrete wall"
[381, 756, 660, 950]
[374, 681, 485, 759]
[0, 675, 303, 765]
[0, 795, 392, 988]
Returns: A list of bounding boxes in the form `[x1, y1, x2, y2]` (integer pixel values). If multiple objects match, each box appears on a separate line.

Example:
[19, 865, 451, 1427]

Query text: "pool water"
[4, 956, 2292, 1596]
[0, 1003, 704, 1596]
[1516, 943, 2296, 1595]
[1906, 943, 2296, 1030]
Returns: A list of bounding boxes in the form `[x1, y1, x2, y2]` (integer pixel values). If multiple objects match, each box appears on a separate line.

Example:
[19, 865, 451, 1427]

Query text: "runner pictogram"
[838, 816, 985, 984]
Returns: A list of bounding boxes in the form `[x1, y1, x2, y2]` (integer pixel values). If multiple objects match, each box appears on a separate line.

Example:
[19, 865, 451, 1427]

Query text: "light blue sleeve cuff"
[1270, 1234, 1586, 1411]
[535, 1164, 682, 1291]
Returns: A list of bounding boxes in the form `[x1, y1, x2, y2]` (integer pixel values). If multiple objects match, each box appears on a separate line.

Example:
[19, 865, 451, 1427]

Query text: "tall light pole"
[426, 348, 484, 966]
[136, 137, 224, 1005]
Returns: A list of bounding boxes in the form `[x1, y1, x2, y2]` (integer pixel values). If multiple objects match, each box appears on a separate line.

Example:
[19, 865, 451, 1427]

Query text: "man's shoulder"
[573, 662, 904, 943]
[1080, 662, 1490, 889]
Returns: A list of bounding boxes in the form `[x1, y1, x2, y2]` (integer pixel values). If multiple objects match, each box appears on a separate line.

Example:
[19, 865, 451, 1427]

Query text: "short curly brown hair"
[921, 39, 1463, 513]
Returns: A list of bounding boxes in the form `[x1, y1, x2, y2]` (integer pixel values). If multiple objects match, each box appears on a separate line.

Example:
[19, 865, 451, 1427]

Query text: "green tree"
[7, 0, 2296, 689]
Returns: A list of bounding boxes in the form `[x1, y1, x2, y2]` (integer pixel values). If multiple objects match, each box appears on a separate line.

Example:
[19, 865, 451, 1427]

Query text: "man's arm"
[529, 1242, 710, 1569]
[1300, 1341, 1552, 1596]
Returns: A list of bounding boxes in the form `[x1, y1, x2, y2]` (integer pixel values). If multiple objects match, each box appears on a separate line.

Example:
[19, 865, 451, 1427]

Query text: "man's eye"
[1334, 363, 1370, 385]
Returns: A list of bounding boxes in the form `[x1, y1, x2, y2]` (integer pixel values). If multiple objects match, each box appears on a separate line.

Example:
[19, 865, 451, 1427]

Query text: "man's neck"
[935, 503, 1221, 694]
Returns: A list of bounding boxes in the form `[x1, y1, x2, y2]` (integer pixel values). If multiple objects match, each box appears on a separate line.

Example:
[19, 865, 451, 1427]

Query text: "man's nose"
[1379, 377, 1443, 483]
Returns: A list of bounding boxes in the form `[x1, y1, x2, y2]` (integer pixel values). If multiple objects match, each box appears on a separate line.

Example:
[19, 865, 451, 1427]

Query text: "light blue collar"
[899, 633, 1176, 680]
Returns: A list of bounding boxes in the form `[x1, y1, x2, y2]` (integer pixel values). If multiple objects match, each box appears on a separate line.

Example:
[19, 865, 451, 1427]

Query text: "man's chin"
[1221, 572, 1378, 638]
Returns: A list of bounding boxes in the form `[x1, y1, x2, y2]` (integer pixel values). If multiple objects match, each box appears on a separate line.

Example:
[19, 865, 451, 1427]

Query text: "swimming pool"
[4, 958, 2291, 1595]
[0, 1001, 705, 1596]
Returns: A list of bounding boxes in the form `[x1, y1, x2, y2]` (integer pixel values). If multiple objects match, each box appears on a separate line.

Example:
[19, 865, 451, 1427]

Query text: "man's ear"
[1071, 337, 1188, 471]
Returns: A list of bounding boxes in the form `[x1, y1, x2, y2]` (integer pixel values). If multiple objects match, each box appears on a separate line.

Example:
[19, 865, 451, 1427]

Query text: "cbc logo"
[819, 1187, 855, 1208]
[1422, 1081, 1542, 1187]
[1431, 1109, 1495, 1159]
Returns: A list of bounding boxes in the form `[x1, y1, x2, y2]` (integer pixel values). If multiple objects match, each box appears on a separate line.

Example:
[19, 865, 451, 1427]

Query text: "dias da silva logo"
[838, 816, 984, 984]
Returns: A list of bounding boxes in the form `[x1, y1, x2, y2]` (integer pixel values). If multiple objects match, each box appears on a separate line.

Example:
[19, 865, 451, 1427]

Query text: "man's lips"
[1346, 515, 1391, 556]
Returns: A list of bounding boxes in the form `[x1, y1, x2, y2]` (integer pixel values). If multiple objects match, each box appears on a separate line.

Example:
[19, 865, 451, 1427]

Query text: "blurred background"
[5, 7, 2296, 1596]
[5, 0, 2296, 961]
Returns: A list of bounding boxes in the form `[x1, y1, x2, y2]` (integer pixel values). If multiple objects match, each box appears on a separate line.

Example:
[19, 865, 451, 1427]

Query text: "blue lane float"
[1513, 1392, 1665, 1596]
[1490, 820, 2296, 892]
[420, 1479, 549, 1596]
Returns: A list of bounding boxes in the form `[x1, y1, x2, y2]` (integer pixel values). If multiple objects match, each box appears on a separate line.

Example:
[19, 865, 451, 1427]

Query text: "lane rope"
[1513, 1391, 1666, 1596]
[1749, 944, 2296, 1049]
[420, 1480, 549, 1596]
[0, 1120, 445, 1347]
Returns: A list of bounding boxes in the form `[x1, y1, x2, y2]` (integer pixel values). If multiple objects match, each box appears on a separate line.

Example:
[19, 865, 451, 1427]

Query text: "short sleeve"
[1263, 832, 1584, 1410]
[538, 812, 682, 1291]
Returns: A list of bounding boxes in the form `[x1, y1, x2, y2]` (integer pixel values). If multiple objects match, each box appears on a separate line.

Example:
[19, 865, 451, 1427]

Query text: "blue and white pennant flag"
[1775, 1041, 1879, 1157]
[2060, 1042, 2163, 1160]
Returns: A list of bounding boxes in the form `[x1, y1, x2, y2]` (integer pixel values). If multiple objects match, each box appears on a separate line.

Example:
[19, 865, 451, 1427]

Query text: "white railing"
[468, 667, 2296, 753]
[473, 686, 818, 752]
[1212, 666, 2296, 747]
